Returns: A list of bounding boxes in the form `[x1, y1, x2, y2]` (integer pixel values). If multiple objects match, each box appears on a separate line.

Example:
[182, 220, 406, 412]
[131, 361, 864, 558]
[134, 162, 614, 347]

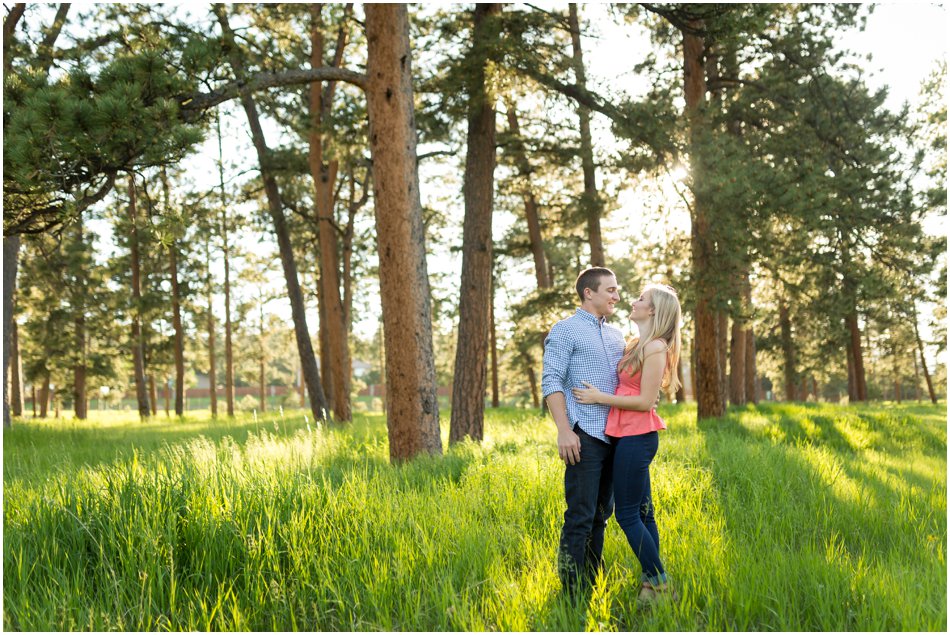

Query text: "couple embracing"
[542, 267, 681, 603]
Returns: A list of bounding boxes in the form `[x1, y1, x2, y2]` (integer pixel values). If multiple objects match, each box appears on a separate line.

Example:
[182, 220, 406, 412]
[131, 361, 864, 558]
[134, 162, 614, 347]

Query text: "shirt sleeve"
[542, 322, 571, 399]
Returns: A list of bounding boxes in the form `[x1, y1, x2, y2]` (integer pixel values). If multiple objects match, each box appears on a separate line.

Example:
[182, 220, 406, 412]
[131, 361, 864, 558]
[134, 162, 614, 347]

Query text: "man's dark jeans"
[558, 426, 615, 596]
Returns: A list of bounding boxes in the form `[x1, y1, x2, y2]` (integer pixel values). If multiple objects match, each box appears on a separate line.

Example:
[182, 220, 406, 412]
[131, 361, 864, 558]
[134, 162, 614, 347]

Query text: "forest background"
[2, 2, 947, 460]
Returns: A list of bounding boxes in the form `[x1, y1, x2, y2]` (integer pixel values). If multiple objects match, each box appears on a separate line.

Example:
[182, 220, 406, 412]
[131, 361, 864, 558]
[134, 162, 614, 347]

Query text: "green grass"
[3, 402, 946, 631]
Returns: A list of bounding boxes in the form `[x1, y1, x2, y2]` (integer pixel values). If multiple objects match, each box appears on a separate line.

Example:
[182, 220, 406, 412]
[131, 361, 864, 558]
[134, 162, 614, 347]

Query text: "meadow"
[3, 401, 946, 631]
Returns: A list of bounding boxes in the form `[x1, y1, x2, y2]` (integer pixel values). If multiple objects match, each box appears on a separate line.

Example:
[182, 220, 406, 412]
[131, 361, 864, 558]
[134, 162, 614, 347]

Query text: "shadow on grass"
[695, 404, 946, 630]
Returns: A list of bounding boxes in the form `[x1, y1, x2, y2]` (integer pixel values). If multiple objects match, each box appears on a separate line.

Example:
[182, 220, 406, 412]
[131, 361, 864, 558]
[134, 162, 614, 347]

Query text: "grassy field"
[3, 402, 946, 631]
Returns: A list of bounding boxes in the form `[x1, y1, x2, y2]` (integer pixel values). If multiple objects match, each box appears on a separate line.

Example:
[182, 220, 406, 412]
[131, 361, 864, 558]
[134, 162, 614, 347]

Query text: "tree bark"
[913, 351, 922, 401]
[215, 5, 329, 422]
[490, 267, 500, 408]
[364, 3, 442, 460]
[522, 351, 540, 409]
[128, 177, 151, 420]
[11, 318, 23, 416]
[162, 171, 186, 417]
[259, 297, 266, 413]
[169, 243, 185, 416]
[675, 354, 686, 403]
[845, 310, 867, 401]
[729, 317, 746, 405]
[214, 110, 232, 418]
[450, 3, 501, 444]
[745, 327, 757, 403]
[779, 296, 796, 401]
[718, 311, 729, 407]
[568, 3, 604, 267]
[148, 374, 158, 416]
[220, 192, 235, 418]
[683, 20, 725, 419]
[912, 303, 937, 404]
[72, 217, 88, 420]
[39, 373, 50, 418]
[504, 106, 550, 289]
[846, 328, 858, 402]
[205, 238, 218, 417]
[2, 3, 26, 77]
[310, 3, 352, 422]
[3, 234, 20, 427]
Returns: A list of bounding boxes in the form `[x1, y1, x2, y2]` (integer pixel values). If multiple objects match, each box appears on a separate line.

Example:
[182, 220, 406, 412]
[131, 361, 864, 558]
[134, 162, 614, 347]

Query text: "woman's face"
[629, 290, 654, 322]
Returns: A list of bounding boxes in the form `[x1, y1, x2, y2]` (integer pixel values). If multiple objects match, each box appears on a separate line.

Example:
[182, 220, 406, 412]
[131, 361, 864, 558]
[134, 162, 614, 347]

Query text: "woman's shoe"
[638, 581, 679, 604]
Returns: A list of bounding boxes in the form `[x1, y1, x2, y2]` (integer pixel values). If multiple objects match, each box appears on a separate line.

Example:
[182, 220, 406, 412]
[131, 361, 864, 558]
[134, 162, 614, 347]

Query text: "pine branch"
[179, 67, 367, 121]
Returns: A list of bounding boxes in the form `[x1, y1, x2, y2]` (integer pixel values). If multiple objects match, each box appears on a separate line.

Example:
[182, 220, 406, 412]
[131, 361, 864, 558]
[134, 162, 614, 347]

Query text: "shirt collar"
[576, 307, 607, 326]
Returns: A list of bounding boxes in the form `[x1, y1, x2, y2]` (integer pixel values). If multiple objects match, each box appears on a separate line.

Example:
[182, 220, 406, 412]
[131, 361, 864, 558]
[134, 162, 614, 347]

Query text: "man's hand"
[558, 426, 581, 465]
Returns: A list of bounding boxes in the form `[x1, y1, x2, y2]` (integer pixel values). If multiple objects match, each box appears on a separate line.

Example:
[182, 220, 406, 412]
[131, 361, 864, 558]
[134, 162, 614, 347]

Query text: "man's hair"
[574, 267, 615, 301]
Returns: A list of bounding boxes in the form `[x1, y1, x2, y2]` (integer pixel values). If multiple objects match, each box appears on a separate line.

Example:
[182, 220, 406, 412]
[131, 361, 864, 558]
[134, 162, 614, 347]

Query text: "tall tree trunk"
[504, 105, 550, 288]
[745, 328, 757, 404]
[489, 266, 499, 408]
[215, 5, 329, 422]
[72, 218, 88, 420]
[162, 171, 186, 417]
[310, 3, 352, 423]
[912, 351, 922, 401]
[522, 351, 540, 409]
[341, 166, 367, 335]
[259, 297, 266, 413]
[164, 376, 170, 416]
[318, 286, 334, 413]
[5, 4, 75, 424]
[779, 296, 796, 401]
[31, 384, 36, 417]
[38, 374, 50, 418]
[169, 243, 185, 416]
[365, 3, 442, 460]
[221, 202, 234, 418]
[205, 238, 218, 417]
[3, 234, 20, 428]
[11, 318, 23, 416]
[148, 374, 158, 416]
[450, 3, 501, 444]
[718, 311, 729, 407]
[846, 329, 858, 402]
[128, 177, 151, 420]
[845, 310, 867, 401]
[567, 3, 604, 266]
[912, 303, 937, 404]
[729, 317, 746, 405]
[683, 20, 725, 419]
[675, 354, 686, 403]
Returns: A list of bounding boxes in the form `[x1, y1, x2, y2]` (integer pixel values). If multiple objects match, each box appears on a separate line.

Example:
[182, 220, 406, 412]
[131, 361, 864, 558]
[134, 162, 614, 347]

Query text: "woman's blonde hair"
[618, 283, 682, 395]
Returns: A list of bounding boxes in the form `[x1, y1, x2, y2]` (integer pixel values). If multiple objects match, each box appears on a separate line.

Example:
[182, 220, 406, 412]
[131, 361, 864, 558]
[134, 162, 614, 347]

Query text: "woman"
[573, 283, 682, 602]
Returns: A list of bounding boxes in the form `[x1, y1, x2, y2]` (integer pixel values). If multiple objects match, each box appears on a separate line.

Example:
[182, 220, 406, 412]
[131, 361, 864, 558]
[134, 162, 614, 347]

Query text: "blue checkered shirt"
[542, 308, 626, 442]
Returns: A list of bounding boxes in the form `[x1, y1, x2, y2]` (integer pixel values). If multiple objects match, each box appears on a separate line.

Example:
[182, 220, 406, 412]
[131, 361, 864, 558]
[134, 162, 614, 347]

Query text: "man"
[542, 267, 626, 597]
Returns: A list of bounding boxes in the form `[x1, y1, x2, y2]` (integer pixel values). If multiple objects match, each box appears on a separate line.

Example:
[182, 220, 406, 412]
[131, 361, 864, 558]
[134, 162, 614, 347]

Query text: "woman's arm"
[573, 342, 667, 411]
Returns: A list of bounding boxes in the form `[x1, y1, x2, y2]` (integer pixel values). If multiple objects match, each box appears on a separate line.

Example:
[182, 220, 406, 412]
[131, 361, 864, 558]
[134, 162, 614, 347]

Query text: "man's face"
[584, 274, 620, 318]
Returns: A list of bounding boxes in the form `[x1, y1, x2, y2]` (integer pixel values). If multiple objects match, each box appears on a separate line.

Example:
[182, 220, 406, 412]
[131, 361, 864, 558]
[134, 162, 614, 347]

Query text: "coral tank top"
[604, 370, 667, 438]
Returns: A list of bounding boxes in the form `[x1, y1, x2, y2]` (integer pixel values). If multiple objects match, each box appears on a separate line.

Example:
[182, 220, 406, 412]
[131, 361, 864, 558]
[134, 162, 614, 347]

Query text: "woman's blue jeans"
[613, 432, 667, 586]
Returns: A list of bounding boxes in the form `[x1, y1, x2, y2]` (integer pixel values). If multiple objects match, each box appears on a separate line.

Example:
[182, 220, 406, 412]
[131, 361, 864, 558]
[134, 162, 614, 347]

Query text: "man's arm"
[542, 323, 581, 465]
[546, 391, 581, 465]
